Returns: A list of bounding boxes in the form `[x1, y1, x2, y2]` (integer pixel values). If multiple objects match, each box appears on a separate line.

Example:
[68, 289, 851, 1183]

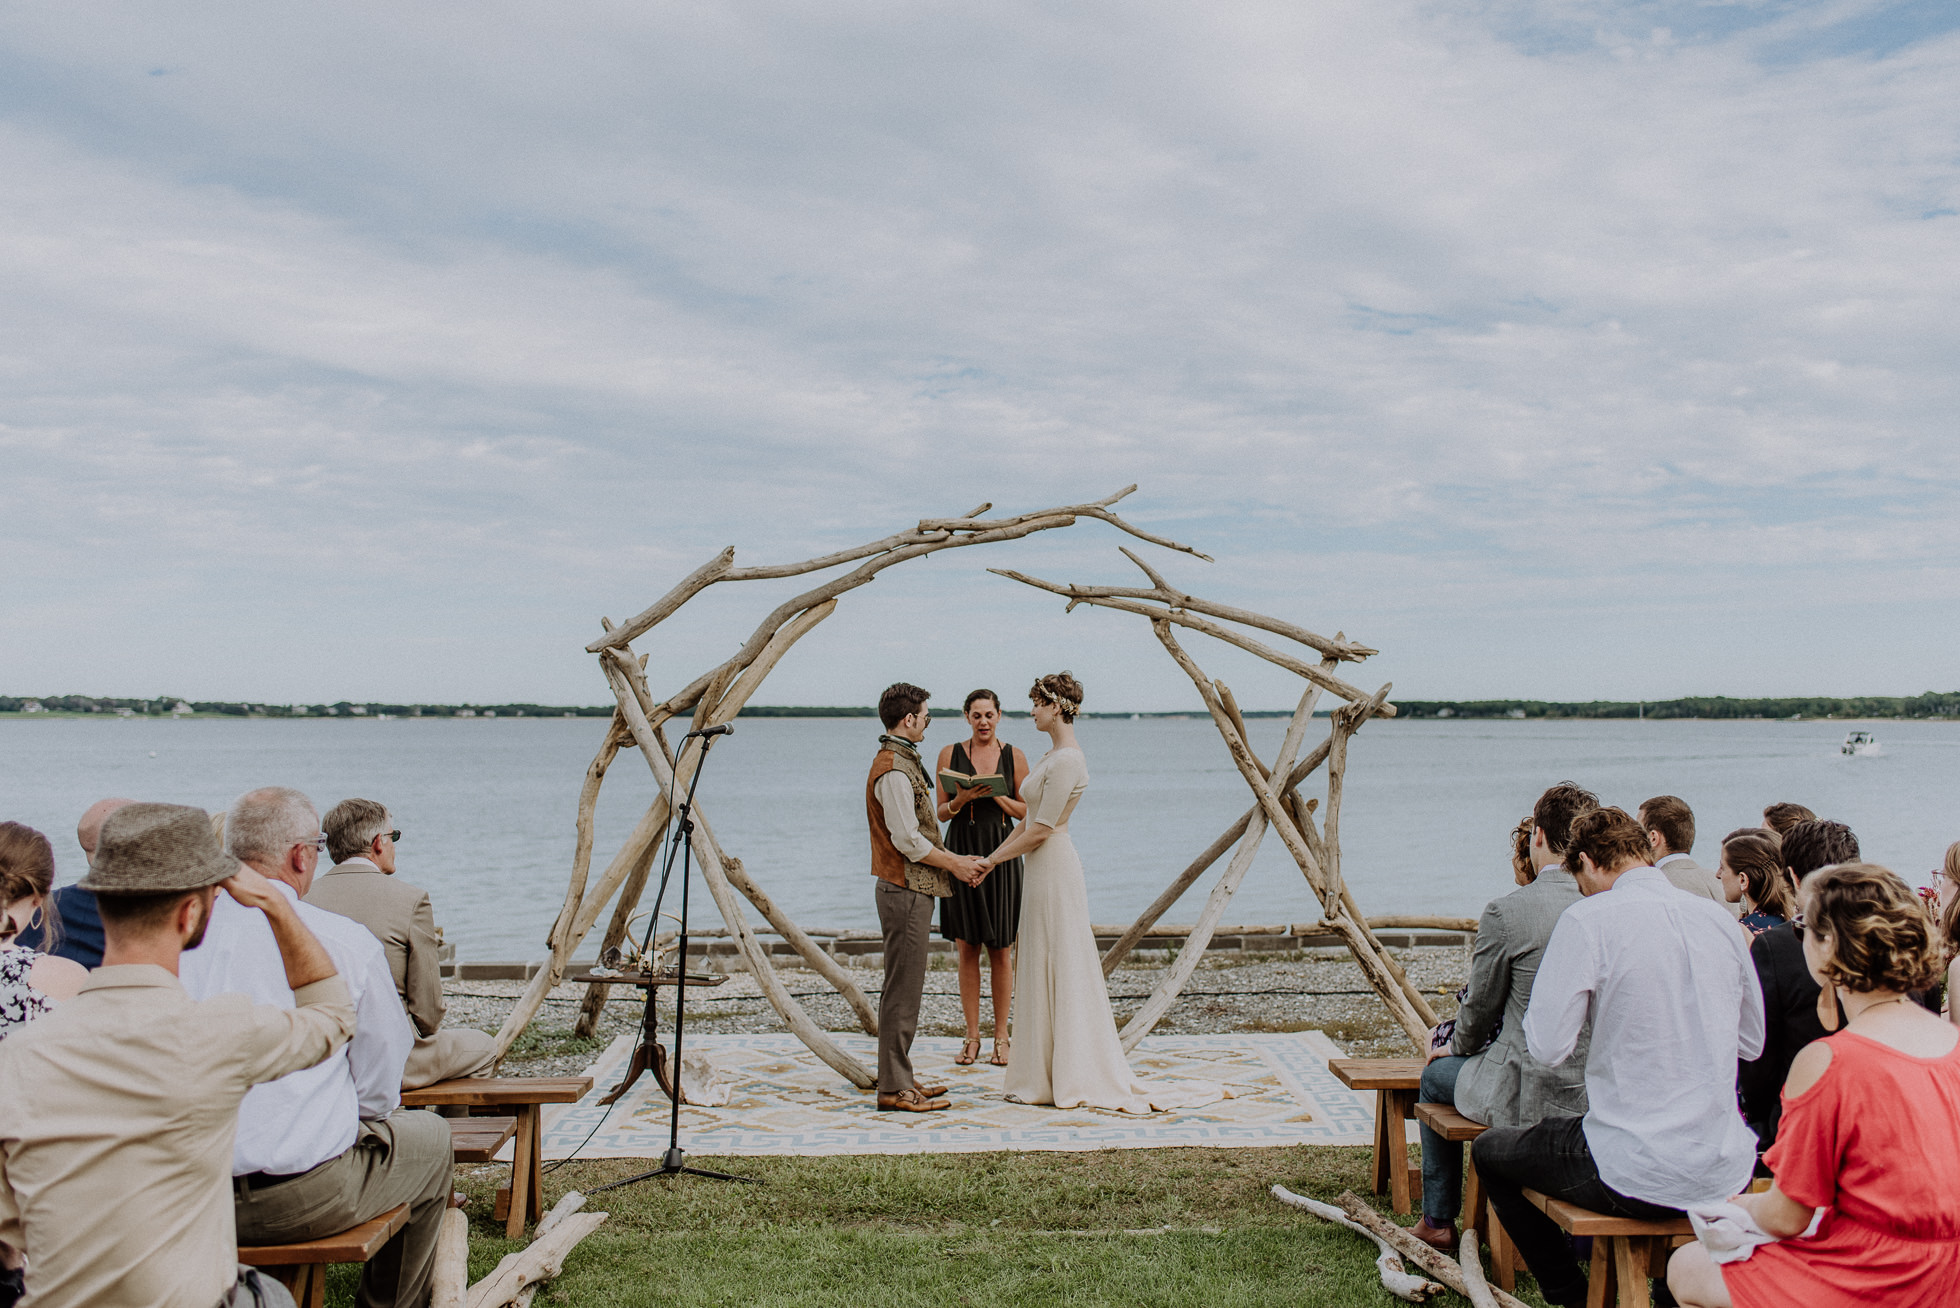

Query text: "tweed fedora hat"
[78, 802, 236, 893]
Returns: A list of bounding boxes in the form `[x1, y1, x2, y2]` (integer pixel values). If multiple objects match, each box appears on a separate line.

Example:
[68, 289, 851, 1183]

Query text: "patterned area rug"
[532, 1031, 1386, 1157]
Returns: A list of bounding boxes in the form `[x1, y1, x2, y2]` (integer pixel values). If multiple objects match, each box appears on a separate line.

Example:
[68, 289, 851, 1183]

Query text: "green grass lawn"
[328, 1146, 1557, 1306]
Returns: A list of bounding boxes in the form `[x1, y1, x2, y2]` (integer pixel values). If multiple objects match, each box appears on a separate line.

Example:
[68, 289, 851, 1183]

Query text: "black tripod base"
[589, 1147, 758, 1191]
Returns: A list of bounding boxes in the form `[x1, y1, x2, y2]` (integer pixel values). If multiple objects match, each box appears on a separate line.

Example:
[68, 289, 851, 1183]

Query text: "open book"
[939, 768, 1010, 798]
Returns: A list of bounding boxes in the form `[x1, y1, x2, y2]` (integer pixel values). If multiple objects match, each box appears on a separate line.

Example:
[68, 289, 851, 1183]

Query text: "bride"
[978, 672, 1225, 1113]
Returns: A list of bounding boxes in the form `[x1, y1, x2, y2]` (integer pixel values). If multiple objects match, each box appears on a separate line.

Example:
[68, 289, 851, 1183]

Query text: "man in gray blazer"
[1412, 782, 1596, 1252]
[1638, 795, 1736, 917]
[305, 798, 498, 1088]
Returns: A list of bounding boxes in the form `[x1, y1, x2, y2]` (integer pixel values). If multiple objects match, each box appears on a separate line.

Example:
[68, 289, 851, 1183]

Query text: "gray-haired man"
[306, 798, 497, 1088]
[179, 787, 448, 1308]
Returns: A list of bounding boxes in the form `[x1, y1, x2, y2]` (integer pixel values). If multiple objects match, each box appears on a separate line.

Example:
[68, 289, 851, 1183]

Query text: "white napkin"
[1687, 1202, 1778, 1264]
[1687, 1201, 1826, 1263]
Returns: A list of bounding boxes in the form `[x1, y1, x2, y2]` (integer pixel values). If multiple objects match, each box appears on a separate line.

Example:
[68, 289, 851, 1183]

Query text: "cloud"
[1, 1, 1956, 704]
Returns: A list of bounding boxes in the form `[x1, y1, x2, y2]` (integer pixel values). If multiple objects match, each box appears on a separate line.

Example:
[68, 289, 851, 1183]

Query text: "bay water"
[3, 716, 1954, 960]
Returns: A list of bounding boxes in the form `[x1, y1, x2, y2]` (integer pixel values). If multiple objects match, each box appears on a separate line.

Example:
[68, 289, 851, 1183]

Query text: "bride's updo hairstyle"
[1803, 862, 1943, 994]
[1029, 671, 1083, 723]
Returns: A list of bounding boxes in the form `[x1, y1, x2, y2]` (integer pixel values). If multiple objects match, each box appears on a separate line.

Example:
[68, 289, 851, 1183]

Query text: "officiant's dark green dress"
[939, 741, 1024, 949]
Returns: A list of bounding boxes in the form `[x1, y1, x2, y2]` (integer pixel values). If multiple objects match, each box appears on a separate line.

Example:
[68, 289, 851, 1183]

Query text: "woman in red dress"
[1669, 862, 1960, 1308]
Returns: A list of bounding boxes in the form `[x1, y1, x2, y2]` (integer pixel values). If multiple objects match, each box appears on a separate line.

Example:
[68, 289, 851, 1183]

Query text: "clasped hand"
[953, 855, 990, 886]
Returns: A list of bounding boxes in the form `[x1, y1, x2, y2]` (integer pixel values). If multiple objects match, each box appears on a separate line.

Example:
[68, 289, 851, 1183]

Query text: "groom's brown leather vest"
[866, 740, 954, 897]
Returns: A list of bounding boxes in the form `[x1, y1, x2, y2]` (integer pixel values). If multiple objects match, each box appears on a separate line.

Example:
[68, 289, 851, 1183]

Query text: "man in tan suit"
[1637, 794, 1738, 918]
[305, 799, 497, 1088]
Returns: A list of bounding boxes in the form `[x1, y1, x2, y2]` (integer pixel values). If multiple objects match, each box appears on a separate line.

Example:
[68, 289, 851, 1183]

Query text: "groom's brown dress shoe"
[914, 1081, 949, 1098]
[877, 1088, 951, 1112]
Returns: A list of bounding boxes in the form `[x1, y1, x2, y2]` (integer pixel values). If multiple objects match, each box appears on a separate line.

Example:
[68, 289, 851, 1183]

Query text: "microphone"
[683, 723, 735, 740]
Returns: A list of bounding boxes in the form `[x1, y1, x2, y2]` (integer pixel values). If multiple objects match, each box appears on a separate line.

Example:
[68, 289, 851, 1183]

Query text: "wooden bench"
[1522, 1189, 1694, 1308]
[403, 1076, 592, 1237]
[1327, 1058, 1423, 1213]
[239, 1203, 410, 1308]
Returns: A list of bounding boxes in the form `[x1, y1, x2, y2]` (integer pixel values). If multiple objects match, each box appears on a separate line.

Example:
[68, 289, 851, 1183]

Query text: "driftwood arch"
[491, 487, 1435, 1087]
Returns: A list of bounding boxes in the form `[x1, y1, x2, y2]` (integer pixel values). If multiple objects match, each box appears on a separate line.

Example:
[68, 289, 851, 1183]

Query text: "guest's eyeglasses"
[294, 835, 328, 852]
[383, 830, 402, 843]
[1790, 912, 1806, 940]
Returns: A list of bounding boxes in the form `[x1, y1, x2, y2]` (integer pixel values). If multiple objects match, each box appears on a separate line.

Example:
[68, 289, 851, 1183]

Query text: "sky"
[3, 0, 1957, 713]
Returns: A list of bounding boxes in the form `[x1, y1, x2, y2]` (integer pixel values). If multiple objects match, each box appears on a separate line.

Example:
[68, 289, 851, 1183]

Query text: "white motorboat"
[1842, 730, 1881, 757]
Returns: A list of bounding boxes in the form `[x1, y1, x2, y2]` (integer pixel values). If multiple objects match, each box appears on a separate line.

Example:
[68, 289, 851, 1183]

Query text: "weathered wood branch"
[466, 1210, 608, 1308]
[990, 569, 1393, 711]
[1335, 1192, 1533, 1308]
[589, 548, 735, 652]
[1270, 1185, 1443, 1302]
[1152, 621, 1429, 1050]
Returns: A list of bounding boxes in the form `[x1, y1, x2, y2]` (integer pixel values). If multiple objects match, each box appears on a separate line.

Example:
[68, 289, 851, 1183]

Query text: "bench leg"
[1386, 1090, 1416, 1215]
[1487, 1202, 1516, 1293]
[1614, 1236, 1654, 1308]
[506, 1105, 539, 1239]
[1463, 1154, 1484, 1242]
[266, 1263, 325, 1308]
[1586, 1235, 1615, 1308]
[1370, 1090, 1392, 1197]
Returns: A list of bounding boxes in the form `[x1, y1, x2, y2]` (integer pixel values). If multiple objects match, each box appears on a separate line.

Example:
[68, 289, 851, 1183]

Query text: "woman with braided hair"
[978, 672, 1224, 1113]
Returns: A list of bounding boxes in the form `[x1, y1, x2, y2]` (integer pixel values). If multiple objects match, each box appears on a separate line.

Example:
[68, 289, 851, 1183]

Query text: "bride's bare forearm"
[987, 822, 1052, 867]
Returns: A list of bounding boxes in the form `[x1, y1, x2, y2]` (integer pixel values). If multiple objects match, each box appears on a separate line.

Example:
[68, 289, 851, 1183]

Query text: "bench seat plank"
[1523, 1191, 1693, 1238]
[1325, 1058, 1424, 1090]
[450, 1115, 519, 1165]
[239, 1203, 411, 1266]
[1411, 1101, 1487, 1142]
[401, 1076, 592, 1107]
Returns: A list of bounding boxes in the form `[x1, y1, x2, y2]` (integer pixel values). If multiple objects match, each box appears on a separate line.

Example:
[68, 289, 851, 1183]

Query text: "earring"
[29, 906, 43, 930]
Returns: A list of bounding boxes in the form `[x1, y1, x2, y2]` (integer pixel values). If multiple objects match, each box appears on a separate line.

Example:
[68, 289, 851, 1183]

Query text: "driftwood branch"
[431, 1209, 468, 1308]
[1270, 1185, 1443, 1302]
[465, 1209, 608, 1308]
[990, 568, 1392, 711]
[1335, 1192, 1534, 1308]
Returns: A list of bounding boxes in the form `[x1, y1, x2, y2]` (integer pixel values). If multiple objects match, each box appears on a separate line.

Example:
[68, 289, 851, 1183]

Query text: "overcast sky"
[3, 1, 1956, 712]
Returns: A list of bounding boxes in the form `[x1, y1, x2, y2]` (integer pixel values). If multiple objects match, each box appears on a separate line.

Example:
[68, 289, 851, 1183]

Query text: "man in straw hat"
[0, 802, 355, 1308]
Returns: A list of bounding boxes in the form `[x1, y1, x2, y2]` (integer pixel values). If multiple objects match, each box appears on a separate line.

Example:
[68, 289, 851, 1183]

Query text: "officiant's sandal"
[877, 1088, 951, 1112]
[955, 1037, 981, 1065]
[990, 1037, 1009, 1067]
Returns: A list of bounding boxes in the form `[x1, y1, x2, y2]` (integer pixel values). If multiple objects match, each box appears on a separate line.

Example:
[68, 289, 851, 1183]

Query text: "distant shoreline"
[5, 692, 1957, 721]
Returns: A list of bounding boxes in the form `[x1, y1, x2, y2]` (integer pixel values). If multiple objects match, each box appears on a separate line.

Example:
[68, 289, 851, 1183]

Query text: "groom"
[866, 682, 987, 1112]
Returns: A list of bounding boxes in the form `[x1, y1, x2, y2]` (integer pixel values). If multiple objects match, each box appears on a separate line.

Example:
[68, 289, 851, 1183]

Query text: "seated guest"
[1935, 841, 1959, 1024]
[306, 799, 496, 1087]
[1, 823, 88, 1037]
[1640, 794, 1733, 913]
[1412, 784, 1596, 1252]
[1668, 863, 1960, 1308]
[0, 803, 355, 1308]
[1719, 828, 1792, 941]
[1472, 807, 1764, 1308]
[179, 788, 449, 1308]
[13, 798, 134, 968]
[1760, 802, 1816, 837]
[1737, 820, 1859, 1149]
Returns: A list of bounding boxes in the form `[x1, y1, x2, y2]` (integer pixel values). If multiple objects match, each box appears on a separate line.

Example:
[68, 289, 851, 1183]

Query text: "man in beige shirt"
[305, 798, 496, 1087]
[0, 803, 356, 1308]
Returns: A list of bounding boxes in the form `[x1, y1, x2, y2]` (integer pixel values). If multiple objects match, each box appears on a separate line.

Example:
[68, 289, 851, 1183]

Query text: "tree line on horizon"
[7, 692, 1959, 721]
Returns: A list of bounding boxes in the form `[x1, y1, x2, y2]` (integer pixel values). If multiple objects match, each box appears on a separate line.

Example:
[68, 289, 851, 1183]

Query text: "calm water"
[3, 716, 1955, 959]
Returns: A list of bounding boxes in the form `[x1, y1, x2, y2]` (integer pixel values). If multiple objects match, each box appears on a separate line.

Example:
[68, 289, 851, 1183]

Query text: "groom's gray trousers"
[876, 879, 936, 1093]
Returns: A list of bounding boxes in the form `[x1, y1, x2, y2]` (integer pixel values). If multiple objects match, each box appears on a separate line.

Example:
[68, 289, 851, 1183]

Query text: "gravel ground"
[456, 945, 1471, 1077]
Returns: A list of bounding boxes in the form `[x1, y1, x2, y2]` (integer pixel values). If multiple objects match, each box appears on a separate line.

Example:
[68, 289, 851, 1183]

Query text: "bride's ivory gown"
[1004, 746, 1227, 1113]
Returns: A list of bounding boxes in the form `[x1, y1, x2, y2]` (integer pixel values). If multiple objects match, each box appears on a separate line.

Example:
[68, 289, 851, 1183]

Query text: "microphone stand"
[592, 726, 756, 1189]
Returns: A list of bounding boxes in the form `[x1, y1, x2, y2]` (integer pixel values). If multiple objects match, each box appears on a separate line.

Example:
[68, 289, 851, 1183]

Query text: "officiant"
[936, 689, 1029, 1068]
